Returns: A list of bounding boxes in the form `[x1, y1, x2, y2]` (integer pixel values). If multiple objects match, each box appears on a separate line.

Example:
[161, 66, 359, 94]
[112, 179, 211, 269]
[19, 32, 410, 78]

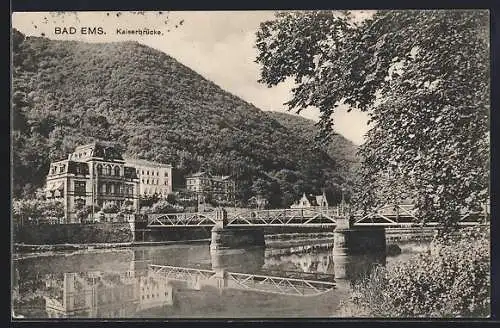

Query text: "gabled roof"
[300, 193, 328, 206]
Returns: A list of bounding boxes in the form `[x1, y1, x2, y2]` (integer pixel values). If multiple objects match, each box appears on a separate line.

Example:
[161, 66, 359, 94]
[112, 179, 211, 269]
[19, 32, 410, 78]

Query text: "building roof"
[74, 141, 119, 150]
[186, 171, 208, 178]
[186, 172, 233, 181]
[124, 157, 173, 168]
[299, 193, 328, 206]
[72, 141, 124, 161]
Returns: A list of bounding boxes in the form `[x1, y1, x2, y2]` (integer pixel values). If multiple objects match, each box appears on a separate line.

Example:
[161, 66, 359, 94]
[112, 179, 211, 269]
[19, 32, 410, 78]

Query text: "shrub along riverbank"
[337, 226, 490, 318]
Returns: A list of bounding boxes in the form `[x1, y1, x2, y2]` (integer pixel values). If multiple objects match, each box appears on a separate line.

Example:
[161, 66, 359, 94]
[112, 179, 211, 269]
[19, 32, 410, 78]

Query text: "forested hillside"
[266, 111, 360, 174]
[12, 29, 357, 207]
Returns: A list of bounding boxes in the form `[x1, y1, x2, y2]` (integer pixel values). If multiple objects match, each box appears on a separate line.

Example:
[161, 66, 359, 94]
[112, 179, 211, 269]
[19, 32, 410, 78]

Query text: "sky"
[12, 11, 370, 145]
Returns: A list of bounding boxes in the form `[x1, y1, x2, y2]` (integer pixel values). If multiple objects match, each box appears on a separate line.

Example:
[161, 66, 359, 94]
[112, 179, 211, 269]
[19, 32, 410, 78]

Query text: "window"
[165, 171, 168, 177]
[147, 170, 149, 175]
[97, 164, 103, 176]
[106, 184, 112, 194]
[157, 171, 159, 176]
[59, 165, 65, 173]
[105, 165, 112, 176]
[101, 183, 106, 193]
[74, 181, 86, 196]
[114, 166, 120, 176]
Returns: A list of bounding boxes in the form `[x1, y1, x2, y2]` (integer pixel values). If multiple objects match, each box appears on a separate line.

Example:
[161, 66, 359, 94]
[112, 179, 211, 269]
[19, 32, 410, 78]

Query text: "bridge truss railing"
[147, 212, 217, 227]
[227, 208, 338, 227]
[148, 264, 335, 297]
[147, 206, 485, 228]
[147, 208, 339, 228]
[353, 204, 487, 227]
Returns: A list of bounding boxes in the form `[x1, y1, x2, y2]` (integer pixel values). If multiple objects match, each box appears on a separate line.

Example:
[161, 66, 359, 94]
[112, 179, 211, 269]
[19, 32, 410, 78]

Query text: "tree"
[255, 10, 489, 230]
[166, 193, 177, 204]
[101, 202, 119, 214]
[76, 204, 100, 222]
[120, 200, 135, 214]
[12, 199, 64, 224]
[40, 200, 64, 218]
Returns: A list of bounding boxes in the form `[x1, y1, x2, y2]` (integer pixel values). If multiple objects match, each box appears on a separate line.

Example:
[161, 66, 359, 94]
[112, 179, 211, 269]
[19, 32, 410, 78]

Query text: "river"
[12, 238, 429, 318]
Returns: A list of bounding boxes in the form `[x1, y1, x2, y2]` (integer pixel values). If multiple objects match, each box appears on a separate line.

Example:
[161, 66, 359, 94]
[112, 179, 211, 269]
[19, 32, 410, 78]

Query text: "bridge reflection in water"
[14, 242, 392, 318]
[148, 265, 335, 297]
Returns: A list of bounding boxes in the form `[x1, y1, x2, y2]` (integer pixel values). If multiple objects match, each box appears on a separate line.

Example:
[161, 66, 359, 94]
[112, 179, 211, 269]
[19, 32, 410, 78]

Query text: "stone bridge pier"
[210, 208, 265, 251]
[333, 216, 386, 280]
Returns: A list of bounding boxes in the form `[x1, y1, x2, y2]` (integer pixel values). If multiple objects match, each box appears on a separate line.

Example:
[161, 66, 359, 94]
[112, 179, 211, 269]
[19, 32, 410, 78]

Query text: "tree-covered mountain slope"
[12, 29, 357, 207]
[265, 111, 360, 174]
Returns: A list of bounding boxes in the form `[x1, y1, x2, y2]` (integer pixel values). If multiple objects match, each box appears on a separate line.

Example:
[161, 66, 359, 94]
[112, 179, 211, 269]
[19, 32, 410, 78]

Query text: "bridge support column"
[214, 268, 228, 289]
[333, 216, 386, 280]
[210, 208, 265, 251]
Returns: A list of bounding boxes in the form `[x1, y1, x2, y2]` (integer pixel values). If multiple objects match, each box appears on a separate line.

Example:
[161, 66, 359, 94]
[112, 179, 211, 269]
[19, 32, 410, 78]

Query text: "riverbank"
[12, 239, 210, 259]
[12, 237, 336, 258]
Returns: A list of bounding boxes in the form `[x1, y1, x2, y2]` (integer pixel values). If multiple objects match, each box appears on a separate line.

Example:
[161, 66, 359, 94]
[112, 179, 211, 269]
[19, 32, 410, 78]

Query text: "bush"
[338, 227, 490, 318]
[150, 200, 184, 214]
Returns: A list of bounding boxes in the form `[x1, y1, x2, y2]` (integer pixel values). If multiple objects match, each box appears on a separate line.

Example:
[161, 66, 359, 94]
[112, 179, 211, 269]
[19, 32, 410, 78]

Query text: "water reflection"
[43, 269, 173, 318]
[211, 247, 265, 273]
[13, 241, 421, 318]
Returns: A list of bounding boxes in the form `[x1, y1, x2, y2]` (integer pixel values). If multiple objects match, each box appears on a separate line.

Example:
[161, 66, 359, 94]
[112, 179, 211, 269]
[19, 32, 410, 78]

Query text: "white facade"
[124, 158, 173, 198]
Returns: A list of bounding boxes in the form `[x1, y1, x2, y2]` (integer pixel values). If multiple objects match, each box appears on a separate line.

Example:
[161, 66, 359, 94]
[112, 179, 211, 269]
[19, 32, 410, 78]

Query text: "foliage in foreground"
[256, 10, 489, 228]
[338, 227, 490, 318]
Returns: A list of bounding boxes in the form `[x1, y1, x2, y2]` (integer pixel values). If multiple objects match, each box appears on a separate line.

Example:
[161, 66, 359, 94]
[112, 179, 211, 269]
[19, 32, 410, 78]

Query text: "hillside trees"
[255, 10, 489, 229]
[11, 28, 357, 205]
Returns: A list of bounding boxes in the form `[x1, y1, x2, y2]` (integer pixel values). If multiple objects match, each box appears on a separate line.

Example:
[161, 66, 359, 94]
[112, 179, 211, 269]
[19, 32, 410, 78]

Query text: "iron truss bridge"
[148, 264, 335, 297]
[147, 208, 339, 228]
[146, 205, 485, 228]
[353, 204, 487, 227]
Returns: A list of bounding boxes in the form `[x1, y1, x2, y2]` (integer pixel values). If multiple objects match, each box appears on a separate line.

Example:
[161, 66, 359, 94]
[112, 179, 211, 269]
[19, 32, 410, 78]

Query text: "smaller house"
[290, 192, 329, 208]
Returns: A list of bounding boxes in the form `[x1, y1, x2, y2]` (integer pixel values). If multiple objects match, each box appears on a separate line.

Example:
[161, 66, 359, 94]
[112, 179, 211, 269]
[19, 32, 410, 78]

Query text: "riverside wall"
[14, 223, 135, 245]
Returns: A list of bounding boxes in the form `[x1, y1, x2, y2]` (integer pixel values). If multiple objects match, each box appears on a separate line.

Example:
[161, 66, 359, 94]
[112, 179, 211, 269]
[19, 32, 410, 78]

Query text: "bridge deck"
[146, 206, 485, 228]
